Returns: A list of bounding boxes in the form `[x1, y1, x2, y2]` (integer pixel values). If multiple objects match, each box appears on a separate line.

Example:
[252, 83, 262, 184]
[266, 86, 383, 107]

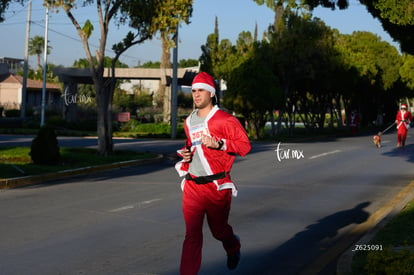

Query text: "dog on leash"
[373, 132, 382, 148]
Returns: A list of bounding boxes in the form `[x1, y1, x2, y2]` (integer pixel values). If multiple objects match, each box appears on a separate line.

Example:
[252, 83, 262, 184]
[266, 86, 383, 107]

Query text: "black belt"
[185, 172, 226, 184]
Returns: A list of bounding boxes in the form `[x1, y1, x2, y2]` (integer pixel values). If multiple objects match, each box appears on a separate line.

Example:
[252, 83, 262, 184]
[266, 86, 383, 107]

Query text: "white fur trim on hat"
[192, 82, 216, 96]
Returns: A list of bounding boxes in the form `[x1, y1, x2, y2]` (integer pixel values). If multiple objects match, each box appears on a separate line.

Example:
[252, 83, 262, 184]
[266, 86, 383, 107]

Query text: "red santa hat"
[401, 104, 407, 109]
[192, 72, 216, 97]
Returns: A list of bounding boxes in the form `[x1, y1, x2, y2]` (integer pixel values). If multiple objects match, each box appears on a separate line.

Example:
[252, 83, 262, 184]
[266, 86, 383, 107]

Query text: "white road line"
[109, 198, 162, 213]
[309, 150, 341, 160]
[110, 205, 134, 212]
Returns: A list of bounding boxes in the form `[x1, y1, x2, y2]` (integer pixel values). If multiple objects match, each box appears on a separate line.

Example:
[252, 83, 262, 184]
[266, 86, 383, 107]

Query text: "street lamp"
[40, 1, 50, 127]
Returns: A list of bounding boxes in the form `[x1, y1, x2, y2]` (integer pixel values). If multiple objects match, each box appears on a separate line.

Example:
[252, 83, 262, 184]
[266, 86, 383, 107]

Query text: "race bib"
[189, 123, 210, 146]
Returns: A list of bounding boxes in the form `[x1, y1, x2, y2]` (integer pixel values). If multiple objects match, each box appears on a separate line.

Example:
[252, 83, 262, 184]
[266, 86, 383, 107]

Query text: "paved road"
[0, 132, 413, 274]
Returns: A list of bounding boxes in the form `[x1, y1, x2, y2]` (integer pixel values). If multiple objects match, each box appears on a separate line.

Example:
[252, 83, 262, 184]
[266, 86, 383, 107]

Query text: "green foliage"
[400, 54, 414, 89]
[139, 61, 161, 68]
[4, 109, 20, 117]
[117, 121, 185, 137]
[82, 19, 94, 39]
[177, 91, 193, 108]
[365, 246, 414, 274]
[178, 59, 199, 68]
[113, 90, 153, 113]
[120, 121, 169, 133]
[1, 146, 154, 179]
[28, 35, 52, 70]
[226, 43, 282, 139]
[335, 31, 401, 89]
[139, 58, 197, 68]
[372, 0, 414, 26]
[352, 200, 414, 274]
[29, 126, 60, 165]
[72, 57, 128, 69]
[304, 0, 414, 54]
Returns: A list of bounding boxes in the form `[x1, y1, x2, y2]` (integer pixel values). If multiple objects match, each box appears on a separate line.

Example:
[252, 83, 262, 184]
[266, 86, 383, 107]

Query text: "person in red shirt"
[348, 110, 360, 135]
[176, 72, 251, 275]
[395, 103, 412, 147]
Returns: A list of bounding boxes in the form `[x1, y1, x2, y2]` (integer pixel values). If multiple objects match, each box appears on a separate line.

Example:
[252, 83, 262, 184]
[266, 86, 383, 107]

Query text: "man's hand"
[182, 148, 192, 162]
[201, 135, 219, 149]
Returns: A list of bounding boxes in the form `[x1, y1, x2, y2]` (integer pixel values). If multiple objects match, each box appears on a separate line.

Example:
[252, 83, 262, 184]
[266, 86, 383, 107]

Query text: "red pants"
[180, 180, 240, 275]
[397, 126, 408, 146]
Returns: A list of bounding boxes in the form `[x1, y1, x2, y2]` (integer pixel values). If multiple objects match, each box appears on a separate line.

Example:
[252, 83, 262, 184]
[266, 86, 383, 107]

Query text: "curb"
[0, 154, 164, 189]
[298, 180, 414, 275]
[336, 179, 414, 274]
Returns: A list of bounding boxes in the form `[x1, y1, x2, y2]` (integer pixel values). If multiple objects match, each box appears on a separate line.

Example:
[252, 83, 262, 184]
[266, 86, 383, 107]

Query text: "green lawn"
[0, 147, 155, 179]
[351, 199, 414, 274]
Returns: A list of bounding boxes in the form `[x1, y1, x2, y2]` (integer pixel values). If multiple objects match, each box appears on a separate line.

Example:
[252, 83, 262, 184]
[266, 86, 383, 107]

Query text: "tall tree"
[200, 16, 220, 76]
[303, 0, 414, 54]
[42, 0, 193, 156]
[253, 0, 311, 32]
[335, 31, 402, 124]
[360, 0, 414, 54]
[152, 1, 193, 123]
[400, 54, 414, 90]
[225, 43, 282, 139]
[28, 35, 51, 71]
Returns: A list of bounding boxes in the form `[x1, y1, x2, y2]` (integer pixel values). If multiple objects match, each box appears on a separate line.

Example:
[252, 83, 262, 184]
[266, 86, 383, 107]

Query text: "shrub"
[4, 109, 20, 117]
[30, 126, 60, 164]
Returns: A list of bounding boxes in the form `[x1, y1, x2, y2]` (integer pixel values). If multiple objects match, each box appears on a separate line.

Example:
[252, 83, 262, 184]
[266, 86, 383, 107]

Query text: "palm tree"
[28, 35, 52, 71]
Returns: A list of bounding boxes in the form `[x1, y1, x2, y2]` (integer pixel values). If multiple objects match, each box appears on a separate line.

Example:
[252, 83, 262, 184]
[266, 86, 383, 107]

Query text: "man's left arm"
[218, 116, 251, 157]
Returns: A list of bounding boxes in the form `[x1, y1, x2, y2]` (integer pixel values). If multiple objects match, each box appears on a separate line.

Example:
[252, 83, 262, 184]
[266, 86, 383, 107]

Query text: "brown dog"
[373, 132, 382, 148]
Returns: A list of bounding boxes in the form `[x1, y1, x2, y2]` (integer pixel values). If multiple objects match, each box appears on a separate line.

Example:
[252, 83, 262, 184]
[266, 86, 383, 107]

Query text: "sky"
[0, 0, 400, 69]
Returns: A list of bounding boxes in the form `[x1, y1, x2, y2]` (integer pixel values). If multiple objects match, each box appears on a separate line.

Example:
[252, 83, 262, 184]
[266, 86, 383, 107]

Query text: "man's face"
[192, 88, 212, 109]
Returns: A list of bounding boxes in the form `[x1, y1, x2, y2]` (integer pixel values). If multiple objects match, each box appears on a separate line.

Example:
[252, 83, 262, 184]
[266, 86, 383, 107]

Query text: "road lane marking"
[309, 150, 341, 160]
[109, 198, 162, 212]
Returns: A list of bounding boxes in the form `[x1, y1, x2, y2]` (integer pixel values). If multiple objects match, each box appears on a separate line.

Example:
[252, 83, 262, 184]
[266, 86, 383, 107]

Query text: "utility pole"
[21, 1, 31, 119]
[171, 26, 178, 139]
[40, 2, 50, 127]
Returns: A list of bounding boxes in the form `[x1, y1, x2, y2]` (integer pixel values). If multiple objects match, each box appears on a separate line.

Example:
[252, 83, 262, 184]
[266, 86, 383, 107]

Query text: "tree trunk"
[96, 81, 113, 156]
[37, 53, 41, 71]
[63, 82, 78, 123]
[161, 32, 172, 123]
[270, 110, 276, 137]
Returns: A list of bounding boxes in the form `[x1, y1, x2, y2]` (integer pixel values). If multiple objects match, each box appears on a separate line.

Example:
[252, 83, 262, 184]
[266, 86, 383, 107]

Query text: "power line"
[29, 20, 155, 65]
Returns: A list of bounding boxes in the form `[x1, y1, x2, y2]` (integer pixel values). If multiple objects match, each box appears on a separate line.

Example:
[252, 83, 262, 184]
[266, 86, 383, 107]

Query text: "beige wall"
[0, 82, 22, 109]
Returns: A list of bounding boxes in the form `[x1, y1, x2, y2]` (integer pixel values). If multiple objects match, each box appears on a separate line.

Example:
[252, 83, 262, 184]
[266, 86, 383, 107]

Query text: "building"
[0, 57, 24, 75]
[0, 66, 61, 115]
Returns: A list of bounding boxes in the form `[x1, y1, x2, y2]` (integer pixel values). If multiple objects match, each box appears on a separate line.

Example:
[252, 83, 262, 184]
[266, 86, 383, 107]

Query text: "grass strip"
[351, 199, 414, 274]
[0, 147, 155, 179]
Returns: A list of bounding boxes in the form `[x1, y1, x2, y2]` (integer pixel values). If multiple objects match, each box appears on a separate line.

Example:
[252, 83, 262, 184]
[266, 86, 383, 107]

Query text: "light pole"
[40, 2, 50, 127]
[21, 1, 31, 119]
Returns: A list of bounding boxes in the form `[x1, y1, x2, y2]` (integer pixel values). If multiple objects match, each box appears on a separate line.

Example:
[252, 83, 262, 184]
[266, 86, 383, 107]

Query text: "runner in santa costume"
[395, 103, 412, 147]
[175, 72, 251, 275]
[348, 110, 360, 135]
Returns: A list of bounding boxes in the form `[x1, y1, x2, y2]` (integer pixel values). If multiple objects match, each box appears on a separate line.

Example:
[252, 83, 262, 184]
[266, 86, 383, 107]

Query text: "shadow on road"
[189, 201, 371, 275]
[382, 144, 414, 163]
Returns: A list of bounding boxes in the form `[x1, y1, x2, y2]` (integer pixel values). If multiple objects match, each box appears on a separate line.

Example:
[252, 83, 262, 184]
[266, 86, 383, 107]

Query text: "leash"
[380, 122, 396, 135]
